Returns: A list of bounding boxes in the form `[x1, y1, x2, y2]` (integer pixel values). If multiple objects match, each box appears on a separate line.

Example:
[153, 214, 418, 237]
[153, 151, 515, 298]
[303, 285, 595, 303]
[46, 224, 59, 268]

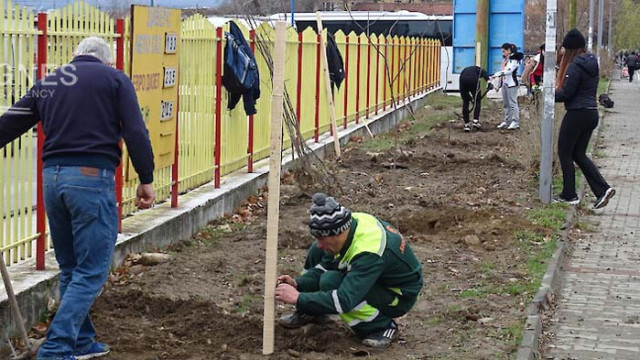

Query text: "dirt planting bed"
[78, 97, 560, 359]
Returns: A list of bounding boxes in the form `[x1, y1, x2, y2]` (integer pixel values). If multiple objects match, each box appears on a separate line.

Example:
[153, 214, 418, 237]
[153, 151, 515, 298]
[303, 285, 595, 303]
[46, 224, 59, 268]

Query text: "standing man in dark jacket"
[458, 65, 493, 132]
[0, 37, 155, 360]
[625, 51, 638, 82]
[276, 194, 423, 349]
[555, 29, 615, 209]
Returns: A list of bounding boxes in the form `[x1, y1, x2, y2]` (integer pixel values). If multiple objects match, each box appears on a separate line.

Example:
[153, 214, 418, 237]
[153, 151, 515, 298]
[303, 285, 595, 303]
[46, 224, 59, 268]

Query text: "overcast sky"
[14, 0, 223, 11]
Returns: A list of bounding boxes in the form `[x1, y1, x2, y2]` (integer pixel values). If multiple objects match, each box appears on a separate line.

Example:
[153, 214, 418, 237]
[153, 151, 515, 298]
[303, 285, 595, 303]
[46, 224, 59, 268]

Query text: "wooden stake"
[316, 12, 342, 158]
[262, 21, 287, 355]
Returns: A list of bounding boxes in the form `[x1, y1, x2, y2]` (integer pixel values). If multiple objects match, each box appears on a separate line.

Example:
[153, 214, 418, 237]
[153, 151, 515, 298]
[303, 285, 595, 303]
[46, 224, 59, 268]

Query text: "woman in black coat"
[555, 29, 615, 209]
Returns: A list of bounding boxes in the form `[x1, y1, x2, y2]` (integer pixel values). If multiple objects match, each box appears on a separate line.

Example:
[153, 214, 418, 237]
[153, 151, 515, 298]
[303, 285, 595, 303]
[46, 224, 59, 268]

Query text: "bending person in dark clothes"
[458, 66, 493, 132]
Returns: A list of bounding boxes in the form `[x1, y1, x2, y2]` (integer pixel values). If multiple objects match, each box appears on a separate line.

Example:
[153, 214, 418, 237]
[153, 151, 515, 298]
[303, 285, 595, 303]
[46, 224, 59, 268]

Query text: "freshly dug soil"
[88, 98, 548, 360]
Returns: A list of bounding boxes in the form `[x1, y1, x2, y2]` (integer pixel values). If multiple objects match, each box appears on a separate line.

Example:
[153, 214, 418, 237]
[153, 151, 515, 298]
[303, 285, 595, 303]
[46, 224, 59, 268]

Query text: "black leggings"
[459, 76, 482, 123]
[629, 67, 635, 82]
[558, 109, 610, 199]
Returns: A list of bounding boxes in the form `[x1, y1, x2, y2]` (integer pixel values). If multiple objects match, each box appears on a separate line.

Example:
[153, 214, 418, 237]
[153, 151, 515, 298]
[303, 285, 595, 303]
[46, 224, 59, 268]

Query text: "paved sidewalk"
[545, 78, 640, 359]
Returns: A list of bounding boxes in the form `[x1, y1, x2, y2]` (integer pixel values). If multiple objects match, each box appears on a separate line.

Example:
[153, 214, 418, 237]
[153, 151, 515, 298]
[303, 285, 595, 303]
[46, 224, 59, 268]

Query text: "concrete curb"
[0, 89, 440, 344]
[516, 207, 574, 360]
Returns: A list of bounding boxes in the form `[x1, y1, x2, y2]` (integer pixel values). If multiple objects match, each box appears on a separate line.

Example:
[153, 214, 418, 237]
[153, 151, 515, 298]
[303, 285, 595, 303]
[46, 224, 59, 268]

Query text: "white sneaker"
[472, 119, 482, 129]
[497, 121, 509, 129]
[463, 124, 471, 132]
[507, 122, 520, 130]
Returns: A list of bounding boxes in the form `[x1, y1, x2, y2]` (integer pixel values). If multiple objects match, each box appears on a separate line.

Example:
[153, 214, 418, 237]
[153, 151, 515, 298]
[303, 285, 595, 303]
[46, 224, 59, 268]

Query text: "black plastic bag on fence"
[598, 93, 614, 108]
[222, 21, 261, 116]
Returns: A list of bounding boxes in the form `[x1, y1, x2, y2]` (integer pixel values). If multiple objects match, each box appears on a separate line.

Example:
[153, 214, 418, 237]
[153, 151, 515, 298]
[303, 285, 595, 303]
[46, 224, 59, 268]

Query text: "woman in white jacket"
[492, 43, 524, 130]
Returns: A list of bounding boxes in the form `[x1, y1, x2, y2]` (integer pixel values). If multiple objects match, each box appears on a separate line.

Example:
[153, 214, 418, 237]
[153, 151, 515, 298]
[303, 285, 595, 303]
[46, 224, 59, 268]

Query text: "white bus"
[269, 11, 456, 91]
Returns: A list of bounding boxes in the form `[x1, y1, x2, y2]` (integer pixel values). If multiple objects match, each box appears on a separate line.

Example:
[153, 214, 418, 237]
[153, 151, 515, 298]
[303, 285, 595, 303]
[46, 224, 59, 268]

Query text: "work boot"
[362, 320, 398, 349]
[279, 312, 329, 329]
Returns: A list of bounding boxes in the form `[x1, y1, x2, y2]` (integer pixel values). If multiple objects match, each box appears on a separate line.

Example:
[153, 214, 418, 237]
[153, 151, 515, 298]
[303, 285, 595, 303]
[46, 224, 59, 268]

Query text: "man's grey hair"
[75, 37, 112, 64]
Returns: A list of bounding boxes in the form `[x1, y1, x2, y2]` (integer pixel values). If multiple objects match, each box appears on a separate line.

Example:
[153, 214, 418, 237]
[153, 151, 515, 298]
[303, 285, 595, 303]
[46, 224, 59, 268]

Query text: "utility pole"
[569, 0, 578, 29]
[475, 0, 489, 72]
[597, 0, 604, 64]
[540, 0, 558, 204]
[588, 0, 595, 52]
[608, 0, 614, 55]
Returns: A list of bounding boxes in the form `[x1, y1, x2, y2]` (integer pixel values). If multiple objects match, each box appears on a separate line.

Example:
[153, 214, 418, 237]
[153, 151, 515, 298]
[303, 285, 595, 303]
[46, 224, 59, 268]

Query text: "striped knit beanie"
[309, 193, 352, 238]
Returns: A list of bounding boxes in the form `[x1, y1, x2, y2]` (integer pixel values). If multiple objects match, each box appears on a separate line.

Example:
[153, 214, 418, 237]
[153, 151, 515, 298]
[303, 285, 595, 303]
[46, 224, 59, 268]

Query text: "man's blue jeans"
[38, 166, 118, 360]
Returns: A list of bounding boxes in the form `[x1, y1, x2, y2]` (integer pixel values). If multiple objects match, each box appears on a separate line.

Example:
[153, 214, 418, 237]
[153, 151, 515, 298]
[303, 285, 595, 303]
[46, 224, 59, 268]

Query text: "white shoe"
[463, 124, 471, 132]
[507, 122, 520, 130]
[472, 119, 482, 129]
[497, 121, 509, 129]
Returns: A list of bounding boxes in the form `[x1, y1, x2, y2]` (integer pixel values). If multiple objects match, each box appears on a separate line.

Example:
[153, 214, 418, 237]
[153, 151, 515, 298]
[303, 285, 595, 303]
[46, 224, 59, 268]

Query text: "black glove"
[487, 82, 494, 91]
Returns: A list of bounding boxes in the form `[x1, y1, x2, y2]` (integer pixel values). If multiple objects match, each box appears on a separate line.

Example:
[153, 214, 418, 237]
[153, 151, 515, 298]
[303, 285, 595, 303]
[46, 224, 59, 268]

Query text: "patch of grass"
[501, 320, 525, 348]
[527, 204, 567, 231]
[236, 294, 257, 314]
[575, 220, 595, 232]
[446, 304, 463, 314]
[552, 175, 563, 194]
[360, 136, 395, 152]
[597, 78, 610, 96]
[460, 288, 488, 298]
[426, 92, 462, 109]
[477, 260, 496, 273]
[360, 93, 459, 152]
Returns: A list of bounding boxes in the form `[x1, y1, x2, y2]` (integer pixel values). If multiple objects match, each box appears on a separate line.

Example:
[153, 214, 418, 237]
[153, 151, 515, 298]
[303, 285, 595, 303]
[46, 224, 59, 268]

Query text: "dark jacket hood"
[574, 53, 599, 77]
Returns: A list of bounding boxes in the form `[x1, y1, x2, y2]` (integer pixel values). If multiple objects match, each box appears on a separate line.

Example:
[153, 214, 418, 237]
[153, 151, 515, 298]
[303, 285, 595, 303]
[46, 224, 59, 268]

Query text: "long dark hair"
[556, 47, 587, 88]
[501, 43, 517, 55]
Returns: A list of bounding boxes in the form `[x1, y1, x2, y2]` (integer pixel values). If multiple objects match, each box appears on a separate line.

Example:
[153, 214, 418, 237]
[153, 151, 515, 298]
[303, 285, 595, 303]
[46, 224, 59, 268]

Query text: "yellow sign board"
[128, 5, 181, 179]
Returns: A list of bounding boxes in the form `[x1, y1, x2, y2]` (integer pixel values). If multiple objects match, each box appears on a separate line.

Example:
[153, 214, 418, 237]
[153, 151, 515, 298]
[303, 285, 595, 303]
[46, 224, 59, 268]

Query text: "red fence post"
[407, 39, 412, 98]
[295, 31, 303, 146]
[383, 37, 388, 111]
[342, 35, 349, 130]
[374, 37, 380, 115]
[35, 13, 47, 270]
[390, 38, 395, 109]
[115, 19, 125, 226]
[248, 29, 256, 173]
[171, 74, 180, 207]
[365, 36, 371, 119]
[412, 39, 422, 94]
[355, 36, 361, 125]
[314, 33, 321, 142]
[214, 27, 222, 188]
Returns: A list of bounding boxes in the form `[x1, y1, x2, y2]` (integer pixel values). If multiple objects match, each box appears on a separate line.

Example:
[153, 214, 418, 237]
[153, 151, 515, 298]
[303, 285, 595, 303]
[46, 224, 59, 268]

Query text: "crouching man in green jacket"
[275, 193, 423, 348]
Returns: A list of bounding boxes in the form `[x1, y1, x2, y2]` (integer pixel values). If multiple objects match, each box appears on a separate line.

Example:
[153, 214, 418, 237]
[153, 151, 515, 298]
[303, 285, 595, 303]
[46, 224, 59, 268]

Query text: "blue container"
[453, 0, 525, 75]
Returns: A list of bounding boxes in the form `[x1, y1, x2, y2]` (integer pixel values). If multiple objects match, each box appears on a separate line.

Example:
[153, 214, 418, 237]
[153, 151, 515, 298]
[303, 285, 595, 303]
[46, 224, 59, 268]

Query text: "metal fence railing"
[0, 3, 442, 268]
